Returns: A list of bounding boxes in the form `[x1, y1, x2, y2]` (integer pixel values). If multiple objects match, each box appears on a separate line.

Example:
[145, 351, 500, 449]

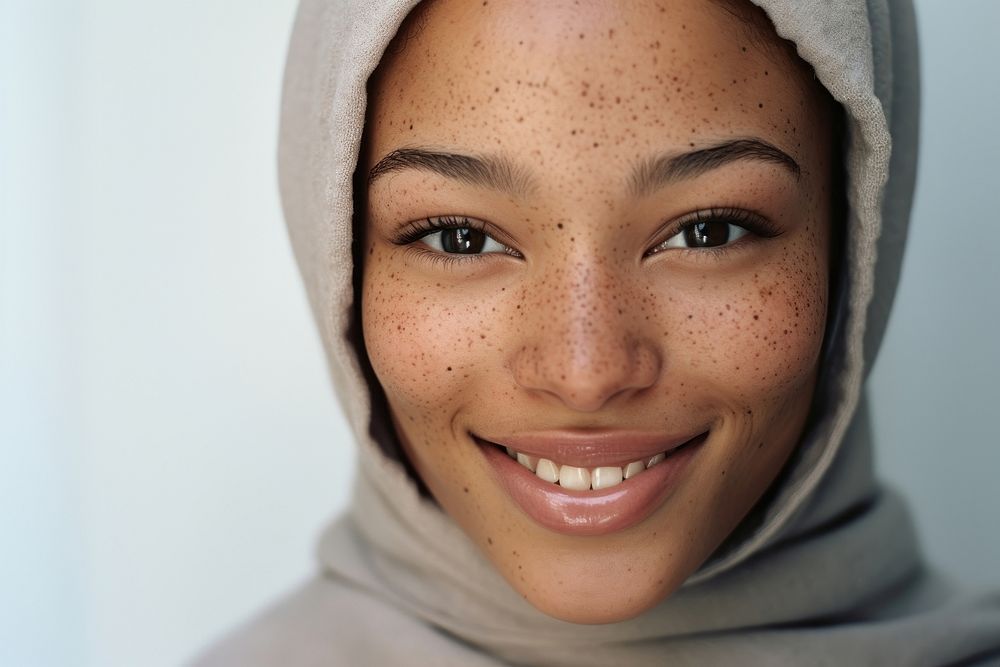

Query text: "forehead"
[365, 0, 827, 186]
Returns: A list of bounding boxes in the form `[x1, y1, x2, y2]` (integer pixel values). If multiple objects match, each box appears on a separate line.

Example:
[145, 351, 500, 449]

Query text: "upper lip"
[473, 429, 708, 468]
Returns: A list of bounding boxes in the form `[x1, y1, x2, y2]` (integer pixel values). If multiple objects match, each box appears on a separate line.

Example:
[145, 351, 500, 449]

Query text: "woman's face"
[362, 0, 834, 623]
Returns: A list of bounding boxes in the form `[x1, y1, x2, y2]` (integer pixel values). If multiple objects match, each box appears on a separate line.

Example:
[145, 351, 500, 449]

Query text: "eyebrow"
[367, 148, 535, 198]
[367, 137, 800, 199]
[629, 138, 801, 196]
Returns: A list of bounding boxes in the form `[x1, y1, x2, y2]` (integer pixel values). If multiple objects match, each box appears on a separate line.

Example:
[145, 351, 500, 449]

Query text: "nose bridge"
[511, 252, 660, 411]
[561, 257, 627, 364]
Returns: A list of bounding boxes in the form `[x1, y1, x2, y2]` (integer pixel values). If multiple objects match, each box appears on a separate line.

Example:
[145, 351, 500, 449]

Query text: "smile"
[498, 441, 698, 490]
[475, 430, 708, 536]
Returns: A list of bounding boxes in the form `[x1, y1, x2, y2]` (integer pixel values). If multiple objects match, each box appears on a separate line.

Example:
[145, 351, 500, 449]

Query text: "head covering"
[193, 0, 1000, 664]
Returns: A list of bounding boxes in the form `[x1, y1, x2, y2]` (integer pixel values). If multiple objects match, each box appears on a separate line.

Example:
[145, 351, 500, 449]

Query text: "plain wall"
[867, 0, 1000, 595]
[2, 1, 997, 665]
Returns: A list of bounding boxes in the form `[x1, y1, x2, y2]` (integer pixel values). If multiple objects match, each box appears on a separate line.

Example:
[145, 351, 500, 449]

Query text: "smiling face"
[360, 0, 835, 623]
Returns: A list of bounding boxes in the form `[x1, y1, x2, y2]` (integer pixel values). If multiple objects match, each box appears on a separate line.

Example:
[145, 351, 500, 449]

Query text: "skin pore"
[361, 0, 835, 623]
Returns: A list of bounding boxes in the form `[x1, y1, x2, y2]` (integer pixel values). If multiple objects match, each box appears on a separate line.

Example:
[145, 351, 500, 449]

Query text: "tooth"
[558, 465, 591, 491]
[646, 453, 666, 468]
[506, 446, 517, 459]
[517, 453, 538, 472]
[623, 460, 645, 479]
[535, 458, 559, 483]
[592, 466, 623, 489]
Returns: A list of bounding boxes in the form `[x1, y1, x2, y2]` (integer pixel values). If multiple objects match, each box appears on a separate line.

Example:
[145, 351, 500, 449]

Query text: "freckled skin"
[361, 0, 834, 623]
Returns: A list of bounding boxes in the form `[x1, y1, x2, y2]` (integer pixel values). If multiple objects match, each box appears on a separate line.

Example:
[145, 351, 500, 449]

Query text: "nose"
[508, 260, 661, 412]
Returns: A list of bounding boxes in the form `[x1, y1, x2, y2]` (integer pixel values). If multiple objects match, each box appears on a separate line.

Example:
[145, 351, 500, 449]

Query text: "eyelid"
[392, 215, 524, 259]
[643, 207, 781, 257]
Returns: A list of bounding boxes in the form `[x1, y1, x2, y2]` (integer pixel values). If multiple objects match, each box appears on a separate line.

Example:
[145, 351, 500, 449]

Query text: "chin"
[529, 591, 669, 625]
[508, 554, 692, 625]
[475, 510, 707, 625]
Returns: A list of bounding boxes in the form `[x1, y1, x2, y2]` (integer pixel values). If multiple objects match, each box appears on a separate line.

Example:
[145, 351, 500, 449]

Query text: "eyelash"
[391, 208, 781, 264]
[392, 216, 522, 263]
[644, 207, 783, 260]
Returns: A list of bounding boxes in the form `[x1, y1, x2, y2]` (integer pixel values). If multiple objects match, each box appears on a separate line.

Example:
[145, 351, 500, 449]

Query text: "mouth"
[474, 430, 708, 536]
[481, 435, 704, 490]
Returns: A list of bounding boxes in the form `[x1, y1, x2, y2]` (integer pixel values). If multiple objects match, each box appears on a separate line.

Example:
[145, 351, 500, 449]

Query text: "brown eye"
[648, 216, 751, 255]
[419, 220, 512, 256]
[440, 227, 487, 254]
[683, 220, 735, 248]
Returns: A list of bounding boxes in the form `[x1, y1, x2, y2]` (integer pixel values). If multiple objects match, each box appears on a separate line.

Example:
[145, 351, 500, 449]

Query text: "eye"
[397, 215, 522, 258]
[646, 208, 777, 258]
[660, 219, 748, 250]
[421, 226, 510, 255]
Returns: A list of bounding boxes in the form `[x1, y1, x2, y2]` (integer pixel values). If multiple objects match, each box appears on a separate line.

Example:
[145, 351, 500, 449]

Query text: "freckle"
[758, 442, 764, 449]
[463, 486, 469, 493]
[487, 537, 493, 545]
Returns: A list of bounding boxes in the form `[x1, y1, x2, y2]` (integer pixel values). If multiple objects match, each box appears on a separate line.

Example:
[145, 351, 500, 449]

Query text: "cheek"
[657, 228, 829, 540]
[361, 253, 497, 426]
[669, 233, 829, 407]
[361, 252, 519, 529]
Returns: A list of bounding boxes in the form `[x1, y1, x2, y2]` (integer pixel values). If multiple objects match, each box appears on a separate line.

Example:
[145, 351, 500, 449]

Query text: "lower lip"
[478, 433, 706, 536]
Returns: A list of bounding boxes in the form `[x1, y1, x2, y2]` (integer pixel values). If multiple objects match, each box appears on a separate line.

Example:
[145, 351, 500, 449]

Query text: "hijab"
[193, 0, 1000, 664]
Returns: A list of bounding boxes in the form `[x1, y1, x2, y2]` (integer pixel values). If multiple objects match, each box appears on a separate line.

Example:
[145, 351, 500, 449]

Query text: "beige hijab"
[194, 0, 1000, 664]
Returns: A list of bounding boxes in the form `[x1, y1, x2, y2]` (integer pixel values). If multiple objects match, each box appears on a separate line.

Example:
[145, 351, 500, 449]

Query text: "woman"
[195, 0, 1000, 664]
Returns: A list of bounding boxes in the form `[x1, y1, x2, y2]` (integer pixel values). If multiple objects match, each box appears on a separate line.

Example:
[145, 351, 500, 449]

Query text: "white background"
[2, 1, 997, 665]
